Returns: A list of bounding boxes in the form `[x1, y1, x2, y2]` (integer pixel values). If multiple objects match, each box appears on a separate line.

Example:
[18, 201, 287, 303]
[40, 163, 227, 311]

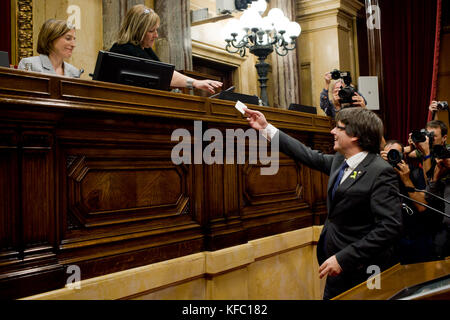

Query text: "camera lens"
[387, 149, 403, 167]
[331, 69, 341, 80]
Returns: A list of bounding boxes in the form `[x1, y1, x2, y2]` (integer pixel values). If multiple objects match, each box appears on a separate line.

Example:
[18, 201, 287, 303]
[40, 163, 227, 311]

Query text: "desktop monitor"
[92, 50, 175, 91]
[0, 51, 9, 68]
[216, 90, 259, 105]
[288, 103, 317, 115]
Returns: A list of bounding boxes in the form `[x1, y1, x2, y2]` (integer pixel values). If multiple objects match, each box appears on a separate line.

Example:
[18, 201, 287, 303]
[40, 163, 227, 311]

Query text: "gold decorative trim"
[16, 0, 33, 63]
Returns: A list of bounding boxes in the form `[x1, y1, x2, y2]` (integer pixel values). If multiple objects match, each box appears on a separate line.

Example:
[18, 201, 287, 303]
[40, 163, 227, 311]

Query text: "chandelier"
[223, 0, 301, 106]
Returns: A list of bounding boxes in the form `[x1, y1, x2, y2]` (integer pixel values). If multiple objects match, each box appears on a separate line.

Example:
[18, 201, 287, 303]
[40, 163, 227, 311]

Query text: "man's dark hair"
[384, 140, 405, 153]
[426, 120, 448, 137]
[335, 107, 383, 154]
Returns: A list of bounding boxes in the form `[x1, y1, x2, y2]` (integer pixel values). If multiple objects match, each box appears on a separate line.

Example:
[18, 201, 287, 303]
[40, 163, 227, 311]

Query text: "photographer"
[320, 71, 366, 118]
[382, 140, 441, 263]
[426, 156, 450, 259]
[429, 100, 449, 120]
[404, 120, 448, 179]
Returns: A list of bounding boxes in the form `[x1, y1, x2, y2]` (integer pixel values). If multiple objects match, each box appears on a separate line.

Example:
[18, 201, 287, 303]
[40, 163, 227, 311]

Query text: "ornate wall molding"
[15, 0, 33, 63]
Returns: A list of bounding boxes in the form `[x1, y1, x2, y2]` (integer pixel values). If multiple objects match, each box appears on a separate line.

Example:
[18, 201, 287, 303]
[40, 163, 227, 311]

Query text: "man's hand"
[394, 160, 412, 185]
[429, 101, 438, 113]
[243, 107, 269, 131]
[416, 135, 430, 156]
[433, 158, 450, 181]
[380, 150, 388, 161]
[352, 92, 366, 108]
[319, 255, 342, 279]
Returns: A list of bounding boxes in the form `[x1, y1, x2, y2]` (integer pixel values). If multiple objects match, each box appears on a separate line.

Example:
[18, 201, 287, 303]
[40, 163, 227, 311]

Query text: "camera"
[330, 69, 352, 86]
[330, 69, 355, 105]
[387, 149, 403, 167]
[432, 144, 450, 159]
[338, 86, 357, 105]
[436, 101, 449, 111]
[411, 129, 434, 148]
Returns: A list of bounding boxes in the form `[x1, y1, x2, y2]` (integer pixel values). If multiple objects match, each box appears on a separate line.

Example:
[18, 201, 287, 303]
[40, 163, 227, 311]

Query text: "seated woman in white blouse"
[18, 19, 82, 78]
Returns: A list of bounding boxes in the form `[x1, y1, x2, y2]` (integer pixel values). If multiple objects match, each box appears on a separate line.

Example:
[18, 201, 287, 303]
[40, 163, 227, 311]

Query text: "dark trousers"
[323, 270, 369, 300]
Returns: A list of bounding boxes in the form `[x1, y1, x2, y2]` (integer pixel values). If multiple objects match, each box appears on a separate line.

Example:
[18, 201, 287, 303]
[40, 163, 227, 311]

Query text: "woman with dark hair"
[18, 19, 82, 78]
[110, 5, 222, 94]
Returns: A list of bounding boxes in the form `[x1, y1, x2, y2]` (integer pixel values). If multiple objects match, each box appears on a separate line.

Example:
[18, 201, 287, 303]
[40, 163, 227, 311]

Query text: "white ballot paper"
[235, 100, 247, 115]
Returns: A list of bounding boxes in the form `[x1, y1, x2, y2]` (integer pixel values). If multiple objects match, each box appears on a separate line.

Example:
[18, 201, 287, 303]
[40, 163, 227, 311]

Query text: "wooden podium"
[0, 67, 333, 298]
[334, 258, 450, 300]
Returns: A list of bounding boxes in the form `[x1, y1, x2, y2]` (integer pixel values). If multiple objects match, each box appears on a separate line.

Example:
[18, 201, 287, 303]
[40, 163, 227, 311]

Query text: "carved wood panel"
[66, 156, 189, 227]
[0, 130, 19, 260]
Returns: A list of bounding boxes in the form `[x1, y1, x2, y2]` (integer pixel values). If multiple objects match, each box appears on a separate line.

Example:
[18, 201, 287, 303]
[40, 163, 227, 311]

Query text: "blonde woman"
[110, 5, 222, 94]
[18, 19, 82, 78]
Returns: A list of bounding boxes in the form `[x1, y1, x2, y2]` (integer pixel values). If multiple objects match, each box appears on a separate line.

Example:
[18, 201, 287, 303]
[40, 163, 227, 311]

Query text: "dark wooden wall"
[0, 67, 333, 299]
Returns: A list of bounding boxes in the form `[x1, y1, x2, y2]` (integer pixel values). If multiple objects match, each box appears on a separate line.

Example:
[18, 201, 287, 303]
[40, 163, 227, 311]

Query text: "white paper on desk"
[235, 100, 247, 115]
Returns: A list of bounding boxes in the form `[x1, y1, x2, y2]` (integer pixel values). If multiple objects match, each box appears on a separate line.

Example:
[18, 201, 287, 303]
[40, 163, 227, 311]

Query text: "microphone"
[209, 86, 235, 99]
[394, 191, 450, 218]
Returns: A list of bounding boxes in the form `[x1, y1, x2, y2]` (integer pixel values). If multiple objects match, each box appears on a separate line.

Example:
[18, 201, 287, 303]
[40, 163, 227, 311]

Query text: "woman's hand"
[193, 79, 222, 94]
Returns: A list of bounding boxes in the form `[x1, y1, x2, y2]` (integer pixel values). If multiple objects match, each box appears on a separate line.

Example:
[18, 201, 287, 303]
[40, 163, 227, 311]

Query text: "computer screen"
[0, 51, 9, 68]
[288, 103, 317, 115]
[92, 50, 175, 91]
[216, 90, 259, 105]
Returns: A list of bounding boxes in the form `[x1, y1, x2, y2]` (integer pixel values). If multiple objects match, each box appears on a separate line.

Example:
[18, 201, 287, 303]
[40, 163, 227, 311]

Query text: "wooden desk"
[334, 259, 450, 300]
[0, 67, 333, 298]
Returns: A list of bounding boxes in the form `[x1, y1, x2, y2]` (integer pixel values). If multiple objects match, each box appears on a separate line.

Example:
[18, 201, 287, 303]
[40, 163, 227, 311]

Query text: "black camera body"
[330, 69, 352, 86]
[338, 86, 357, 105]
[432, 144, 450, 159]
[411, 129, 435, 148]
[437, 101, 449, 111]
[387, 149, 403, 167]
[330, 69, 355, 105]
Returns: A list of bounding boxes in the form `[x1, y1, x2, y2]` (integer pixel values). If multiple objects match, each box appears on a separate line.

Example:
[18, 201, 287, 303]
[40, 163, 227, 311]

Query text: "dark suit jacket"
[277, 130, 402, 273]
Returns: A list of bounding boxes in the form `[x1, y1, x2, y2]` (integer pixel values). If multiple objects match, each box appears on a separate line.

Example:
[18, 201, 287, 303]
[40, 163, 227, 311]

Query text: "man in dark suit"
[243, 106, 403, 299]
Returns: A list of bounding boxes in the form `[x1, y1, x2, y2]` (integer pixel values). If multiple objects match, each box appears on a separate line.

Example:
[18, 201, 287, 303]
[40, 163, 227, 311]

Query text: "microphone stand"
[396, 192, 450, 218]
[209, 86, 235, 99]
[414, 188, 450, 205]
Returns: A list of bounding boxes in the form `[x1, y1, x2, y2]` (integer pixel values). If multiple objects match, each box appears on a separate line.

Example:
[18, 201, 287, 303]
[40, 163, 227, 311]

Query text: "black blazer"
[277, 130, 402, 273]
[109, 43, 160, 61]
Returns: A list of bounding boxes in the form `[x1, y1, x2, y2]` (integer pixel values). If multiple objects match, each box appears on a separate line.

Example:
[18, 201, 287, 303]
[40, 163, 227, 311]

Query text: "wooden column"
[269, 0, 300, 109]
[154, 0, 192, 70]
[365, 0, 385, 121]
[295, 0, 363, 110]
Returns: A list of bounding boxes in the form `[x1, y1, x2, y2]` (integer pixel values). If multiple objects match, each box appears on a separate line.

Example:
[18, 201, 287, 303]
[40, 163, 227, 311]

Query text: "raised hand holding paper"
[235, 100, 246, 115]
